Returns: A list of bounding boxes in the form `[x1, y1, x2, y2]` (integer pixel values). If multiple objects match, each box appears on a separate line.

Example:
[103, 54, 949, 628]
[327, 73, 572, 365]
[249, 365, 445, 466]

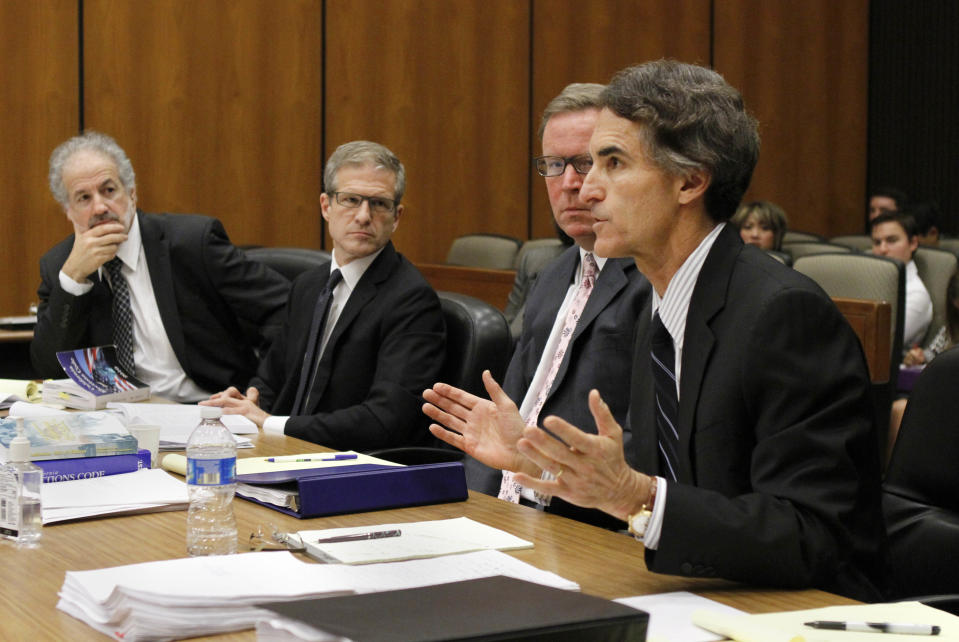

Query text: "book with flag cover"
[42, 345, 150, 409]
[0, 412, 138, 462]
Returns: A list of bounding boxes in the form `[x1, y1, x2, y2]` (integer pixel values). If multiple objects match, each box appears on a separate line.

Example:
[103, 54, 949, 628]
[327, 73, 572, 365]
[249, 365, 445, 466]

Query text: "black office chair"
[244, 246, 332, 281]
[883, 346, 959, 600]
[367, 292, 512, 485]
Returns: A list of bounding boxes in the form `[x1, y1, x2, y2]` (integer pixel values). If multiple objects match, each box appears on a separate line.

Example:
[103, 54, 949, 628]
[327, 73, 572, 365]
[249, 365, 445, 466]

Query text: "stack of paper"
[0, 378, 41, 409]
[58, 550, 579, 641]
[107, 402, 256, 449]
[296, 517, 533, 564]
[42, 468, 189, 523]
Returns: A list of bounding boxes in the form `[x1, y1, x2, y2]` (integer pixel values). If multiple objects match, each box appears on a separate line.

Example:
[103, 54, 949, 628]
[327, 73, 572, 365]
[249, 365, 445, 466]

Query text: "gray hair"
[538, 83, 606, 139]
[323, 140, 405, 204]
[49, 131, 136, 207]
[602, 60, 760, 222]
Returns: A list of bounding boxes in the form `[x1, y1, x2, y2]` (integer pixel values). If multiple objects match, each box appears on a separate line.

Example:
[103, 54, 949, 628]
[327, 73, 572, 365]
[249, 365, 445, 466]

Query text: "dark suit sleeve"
[649, 287, 883, 598]
[30, 242, 103, 377]
[284, 280, 446, 450]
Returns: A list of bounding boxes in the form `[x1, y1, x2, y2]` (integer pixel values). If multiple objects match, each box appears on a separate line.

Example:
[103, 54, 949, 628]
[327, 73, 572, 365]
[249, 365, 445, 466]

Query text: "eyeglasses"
[331, 191, 398, 214]
[249, 523, 305, 552]
[533, 154, 593, 177]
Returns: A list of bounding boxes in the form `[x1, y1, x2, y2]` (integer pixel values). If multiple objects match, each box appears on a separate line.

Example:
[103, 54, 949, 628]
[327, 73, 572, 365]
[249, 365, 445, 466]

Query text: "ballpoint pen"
[265, 454, 358, 463]
[315, 529, 402, 544]
[805, 621, 941, 636]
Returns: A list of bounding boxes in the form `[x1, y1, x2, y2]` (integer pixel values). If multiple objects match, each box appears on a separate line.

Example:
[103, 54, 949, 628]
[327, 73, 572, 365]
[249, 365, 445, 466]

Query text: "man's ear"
[677, 169, 710, 206]
[320, 192, 331, 222]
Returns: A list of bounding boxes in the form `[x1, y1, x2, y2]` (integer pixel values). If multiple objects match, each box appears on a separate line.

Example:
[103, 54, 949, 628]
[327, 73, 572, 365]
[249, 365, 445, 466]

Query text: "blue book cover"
[0, 412, 139, 462]
[43, 345, 151, 409]
[36, 449, 151, 483]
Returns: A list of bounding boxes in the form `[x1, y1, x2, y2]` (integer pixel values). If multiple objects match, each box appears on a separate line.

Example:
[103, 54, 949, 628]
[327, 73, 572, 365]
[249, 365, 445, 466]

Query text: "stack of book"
[0, 412, 146, 482]
[42, 345, 150, 410]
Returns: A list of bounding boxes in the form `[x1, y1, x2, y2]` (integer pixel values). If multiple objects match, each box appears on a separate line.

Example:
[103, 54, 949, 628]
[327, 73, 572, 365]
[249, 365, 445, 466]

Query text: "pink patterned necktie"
[499, 253, 598, 502]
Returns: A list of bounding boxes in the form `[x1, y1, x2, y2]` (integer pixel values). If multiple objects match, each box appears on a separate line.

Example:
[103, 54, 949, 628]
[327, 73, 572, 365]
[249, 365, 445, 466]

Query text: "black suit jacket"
[626, 224, 884, 601]
[31, 212, 289, 395]
[496, 247, 650, 526]
[252, 242, 446, 451]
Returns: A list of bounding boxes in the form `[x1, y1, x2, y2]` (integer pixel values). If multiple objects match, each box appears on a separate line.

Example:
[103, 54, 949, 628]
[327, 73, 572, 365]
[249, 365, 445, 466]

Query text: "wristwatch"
[627, 477, 658, 542]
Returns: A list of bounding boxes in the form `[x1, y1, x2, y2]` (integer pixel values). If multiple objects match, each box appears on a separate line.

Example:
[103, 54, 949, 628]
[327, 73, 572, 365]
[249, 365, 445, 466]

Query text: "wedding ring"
[555, 466, 564, 480]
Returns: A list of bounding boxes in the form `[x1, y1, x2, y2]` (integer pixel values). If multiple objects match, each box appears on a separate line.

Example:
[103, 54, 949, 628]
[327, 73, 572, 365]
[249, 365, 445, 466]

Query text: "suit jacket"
[252, 242, 446, 451]
[496, 246, 650, 526]
[31, 212, 289, 394]
[626, 224, 884, 601]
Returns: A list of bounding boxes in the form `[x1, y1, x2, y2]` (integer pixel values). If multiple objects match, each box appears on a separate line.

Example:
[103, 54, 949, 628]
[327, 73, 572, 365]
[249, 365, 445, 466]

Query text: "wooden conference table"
[0, 431, 856, 640]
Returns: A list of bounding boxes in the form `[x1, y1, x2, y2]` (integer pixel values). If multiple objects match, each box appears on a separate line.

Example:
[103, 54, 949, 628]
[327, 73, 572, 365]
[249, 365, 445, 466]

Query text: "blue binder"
[236, 461, 468, 518]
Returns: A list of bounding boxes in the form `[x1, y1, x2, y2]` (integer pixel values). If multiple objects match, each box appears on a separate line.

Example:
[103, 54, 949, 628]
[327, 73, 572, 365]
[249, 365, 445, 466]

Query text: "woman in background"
[732, 200, 788, 251]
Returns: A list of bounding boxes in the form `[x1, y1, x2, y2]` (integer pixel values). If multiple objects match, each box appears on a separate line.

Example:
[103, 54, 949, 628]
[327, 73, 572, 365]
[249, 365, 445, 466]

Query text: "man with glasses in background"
[206, 141, 446, 451]
[427, 84, 649, 529]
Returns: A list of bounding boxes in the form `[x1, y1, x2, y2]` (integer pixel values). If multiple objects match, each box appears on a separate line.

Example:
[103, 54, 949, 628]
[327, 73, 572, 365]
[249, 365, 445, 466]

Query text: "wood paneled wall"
[0, 0, 869, 315]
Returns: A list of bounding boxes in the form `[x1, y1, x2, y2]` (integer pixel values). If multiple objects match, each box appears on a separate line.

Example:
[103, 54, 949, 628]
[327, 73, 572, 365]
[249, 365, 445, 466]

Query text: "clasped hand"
[202, 386, 270, 428]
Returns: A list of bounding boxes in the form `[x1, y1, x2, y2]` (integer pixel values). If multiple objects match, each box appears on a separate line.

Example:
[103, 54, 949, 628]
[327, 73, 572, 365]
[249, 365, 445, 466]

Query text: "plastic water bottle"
[0, 417, 42, 547]
[186, 406, 237, 555]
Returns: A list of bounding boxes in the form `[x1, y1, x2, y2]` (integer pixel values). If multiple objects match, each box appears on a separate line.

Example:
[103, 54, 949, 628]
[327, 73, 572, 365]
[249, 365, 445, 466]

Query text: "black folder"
[237, 461, 468, 518]
[258, 575, 648, 641]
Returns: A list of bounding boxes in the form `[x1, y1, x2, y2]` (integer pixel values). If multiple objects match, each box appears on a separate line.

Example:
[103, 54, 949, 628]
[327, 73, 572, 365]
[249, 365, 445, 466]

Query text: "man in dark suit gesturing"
[207, 141, 445, 450]
[32, 131, 289, 402]
[426, 61, 884, 601]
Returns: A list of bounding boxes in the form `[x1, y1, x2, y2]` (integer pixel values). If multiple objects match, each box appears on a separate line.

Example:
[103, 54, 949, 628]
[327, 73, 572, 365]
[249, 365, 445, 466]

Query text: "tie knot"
[582, 253, 597, 284]
[326, 268, 343, 291]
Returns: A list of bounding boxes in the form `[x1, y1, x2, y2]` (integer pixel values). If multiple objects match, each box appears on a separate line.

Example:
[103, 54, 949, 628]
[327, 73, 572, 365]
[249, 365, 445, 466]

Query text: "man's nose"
[355, 201, 372, 222]
[91, 193, 109, 212]
[560, 163, 583, 190]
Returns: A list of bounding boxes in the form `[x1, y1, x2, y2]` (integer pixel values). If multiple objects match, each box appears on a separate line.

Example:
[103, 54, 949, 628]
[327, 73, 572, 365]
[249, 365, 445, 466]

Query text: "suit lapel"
[304, 243, 398, 413]
[677, 225, 740, 481]
[139, 213, 189, 366]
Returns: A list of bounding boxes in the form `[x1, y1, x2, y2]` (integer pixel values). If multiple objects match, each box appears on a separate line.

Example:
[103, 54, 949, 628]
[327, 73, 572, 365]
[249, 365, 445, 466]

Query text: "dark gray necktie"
[650, 312, 679, 481]
[291, 269, 343, 415]
[105, 257, 136, 376]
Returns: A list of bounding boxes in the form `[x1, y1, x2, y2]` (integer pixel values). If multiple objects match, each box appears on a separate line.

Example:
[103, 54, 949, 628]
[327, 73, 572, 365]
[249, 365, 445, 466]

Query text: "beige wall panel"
[325, 0, 530, 264]
[529, 0, 712, 239]
[0, 0, 78, 314]
[715, 0, 869, 237]
[83, 0, 323, 249]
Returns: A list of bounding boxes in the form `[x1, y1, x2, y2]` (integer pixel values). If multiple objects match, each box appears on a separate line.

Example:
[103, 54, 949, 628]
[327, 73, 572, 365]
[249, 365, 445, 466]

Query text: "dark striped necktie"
[650, 312, 679, 481]
[291, 268, 343, 415]
[105, 257, 136, 376]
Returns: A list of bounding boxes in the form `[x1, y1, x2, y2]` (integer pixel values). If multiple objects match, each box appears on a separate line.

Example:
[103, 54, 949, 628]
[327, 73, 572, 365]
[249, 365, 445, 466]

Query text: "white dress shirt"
[59, 213, 209, 402]
[903, 259, 933, 348]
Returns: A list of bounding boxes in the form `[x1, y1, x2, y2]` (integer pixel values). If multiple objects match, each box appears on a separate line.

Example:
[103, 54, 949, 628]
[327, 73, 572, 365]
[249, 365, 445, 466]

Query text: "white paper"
[8, 400, 70, 416]
[615, 591, 746, 642]
[297, 516, 533, 564]
[56, 549, 578, 641]
[107, 402, 257, 449]
[41, 468, 188, 523]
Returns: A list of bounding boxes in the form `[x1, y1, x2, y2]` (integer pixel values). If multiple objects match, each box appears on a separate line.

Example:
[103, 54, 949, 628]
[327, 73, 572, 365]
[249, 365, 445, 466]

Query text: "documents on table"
[107, 402, 256, 449]
[0, 378, 41, 408]
[295, 516, 533, 564]
[691, 600, 959, 642]
[57, 549, 578, 641]
[615, 591, 745, 642]
[41, 468, 188, 523]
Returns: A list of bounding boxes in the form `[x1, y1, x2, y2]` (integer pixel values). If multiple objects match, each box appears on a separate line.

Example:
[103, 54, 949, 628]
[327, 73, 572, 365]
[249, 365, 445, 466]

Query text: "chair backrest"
[782, 230, 824, 243]
[794, 253, 905, 384]
[436, 291, 512, 399]
[831, 297, 892, 384]
[783, 241, 852, 262]
[446, 234, 521, 270]
[883, 346, 959, 598]
[513, 238, 565, 270]
[763, 249, 792, 266]
[244, 246, 331, 281]
[913, 247, 958, 347]
[936, 237, 959, 258]
[829, 234, 873, 252]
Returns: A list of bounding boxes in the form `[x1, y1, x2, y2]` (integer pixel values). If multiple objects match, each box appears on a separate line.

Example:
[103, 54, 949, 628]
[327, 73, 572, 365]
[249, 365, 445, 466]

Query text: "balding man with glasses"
[205, 141, 445, 451]
[425, 85, 649, 529]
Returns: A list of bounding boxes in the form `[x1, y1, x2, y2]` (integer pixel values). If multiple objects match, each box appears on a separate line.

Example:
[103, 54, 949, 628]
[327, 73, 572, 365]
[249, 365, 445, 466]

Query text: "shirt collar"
[331, 245, 385, 290]
[652, 222, 726, 349]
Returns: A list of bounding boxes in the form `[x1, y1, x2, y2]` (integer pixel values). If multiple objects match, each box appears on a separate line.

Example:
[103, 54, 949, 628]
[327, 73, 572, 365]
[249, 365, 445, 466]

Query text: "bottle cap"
[9, 417, 32, 463]
[199, 406, 223, 419]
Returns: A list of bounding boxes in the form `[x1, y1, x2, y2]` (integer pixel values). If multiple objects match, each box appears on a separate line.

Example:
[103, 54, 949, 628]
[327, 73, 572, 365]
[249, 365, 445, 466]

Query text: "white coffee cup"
[127, 424, 162, 468]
